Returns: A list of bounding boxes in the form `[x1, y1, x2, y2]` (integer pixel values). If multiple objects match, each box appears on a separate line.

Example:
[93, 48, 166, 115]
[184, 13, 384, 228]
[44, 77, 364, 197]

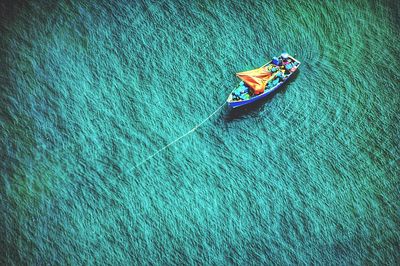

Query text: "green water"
[1, 0, 399, 264]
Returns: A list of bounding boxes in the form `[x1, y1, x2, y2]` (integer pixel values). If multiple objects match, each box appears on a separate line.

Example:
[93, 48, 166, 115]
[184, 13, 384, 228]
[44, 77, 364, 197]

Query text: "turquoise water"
[1, 0, 399, 264]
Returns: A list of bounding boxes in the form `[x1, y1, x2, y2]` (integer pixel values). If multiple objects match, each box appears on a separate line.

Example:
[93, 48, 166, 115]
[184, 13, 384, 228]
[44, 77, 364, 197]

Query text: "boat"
[227, 53, 301, 108]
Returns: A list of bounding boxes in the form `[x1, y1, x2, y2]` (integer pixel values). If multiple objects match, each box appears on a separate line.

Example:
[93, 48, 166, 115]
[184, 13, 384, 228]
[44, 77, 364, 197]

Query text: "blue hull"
[227, 77, 286, 108]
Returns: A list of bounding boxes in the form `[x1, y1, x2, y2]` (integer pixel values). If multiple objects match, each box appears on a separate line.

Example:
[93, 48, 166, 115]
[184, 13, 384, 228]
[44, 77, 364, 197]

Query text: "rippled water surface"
[1, 0, 399, 264]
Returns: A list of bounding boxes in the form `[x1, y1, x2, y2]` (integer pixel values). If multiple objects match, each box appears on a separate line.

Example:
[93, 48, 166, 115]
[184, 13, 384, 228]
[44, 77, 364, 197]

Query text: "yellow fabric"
[236, 67, 274, 94]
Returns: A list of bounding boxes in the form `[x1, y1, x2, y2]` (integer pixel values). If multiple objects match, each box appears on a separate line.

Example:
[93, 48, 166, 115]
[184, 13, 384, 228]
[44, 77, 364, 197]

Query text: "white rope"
[127, 102, 226, 172]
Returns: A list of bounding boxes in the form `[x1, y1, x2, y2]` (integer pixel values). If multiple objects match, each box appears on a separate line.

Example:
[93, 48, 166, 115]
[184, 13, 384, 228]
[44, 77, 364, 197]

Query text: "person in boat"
[272, 56, 281, 66]
[281, 53, 292, 65]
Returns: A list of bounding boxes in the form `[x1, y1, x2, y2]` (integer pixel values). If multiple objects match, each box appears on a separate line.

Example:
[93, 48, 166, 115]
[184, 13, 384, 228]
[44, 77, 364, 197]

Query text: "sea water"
[1, 0, 399, 264]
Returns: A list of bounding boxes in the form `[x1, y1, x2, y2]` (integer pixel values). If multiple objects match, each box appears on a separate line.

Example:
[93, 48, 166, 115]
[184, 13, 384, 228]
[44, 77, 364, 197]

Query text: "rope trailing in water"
[128, 102, 226, 171]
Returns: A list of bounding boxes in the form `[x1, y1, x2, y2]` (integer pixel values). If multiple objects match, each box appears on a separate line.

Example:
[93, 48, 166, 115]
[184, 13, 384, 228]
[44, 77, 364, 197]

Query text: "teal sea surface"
[1, 0, 399, 264]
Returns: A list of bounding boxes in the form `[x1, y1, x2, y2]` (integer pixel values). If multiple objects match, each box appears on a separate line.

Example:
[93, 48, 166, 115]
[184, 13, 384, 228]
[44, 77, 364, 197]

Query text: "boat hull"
[227, 55, 300, 109]
[227, 81, 286, 108]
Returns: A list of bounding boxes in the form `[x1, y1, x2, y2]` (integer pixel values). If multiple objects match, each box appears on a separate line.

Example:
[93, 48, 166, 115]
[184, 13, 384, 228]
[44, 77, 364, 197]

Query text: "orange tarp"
[236, 67, 272, 94]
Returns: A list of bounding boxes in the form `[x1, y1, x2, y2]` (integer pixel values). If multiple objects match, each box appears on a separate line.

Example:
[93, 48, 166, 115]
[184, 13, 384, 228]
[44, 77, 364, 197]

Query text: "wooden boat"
[227, 53, 301, 108]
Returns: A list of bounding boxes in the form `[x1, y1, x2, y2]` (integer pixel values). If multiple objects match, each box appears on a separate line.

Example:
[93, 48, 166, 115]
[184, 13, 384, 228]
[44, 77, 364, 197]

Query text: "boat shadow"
[223, 70, 300, 122]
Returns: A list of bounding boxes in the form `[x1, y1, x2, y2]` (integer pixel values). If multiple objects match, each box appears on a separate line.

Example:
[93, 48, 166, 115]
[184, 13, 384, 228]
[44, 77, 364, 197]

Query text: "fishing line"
[127, 102, 226, 172]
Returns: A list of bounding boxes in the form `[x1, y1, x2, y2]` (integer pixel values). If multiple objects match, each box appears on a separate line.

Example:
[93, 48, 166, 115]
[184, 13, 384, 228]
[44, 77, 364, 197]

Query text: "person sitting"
[272, 57, 281, 66]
